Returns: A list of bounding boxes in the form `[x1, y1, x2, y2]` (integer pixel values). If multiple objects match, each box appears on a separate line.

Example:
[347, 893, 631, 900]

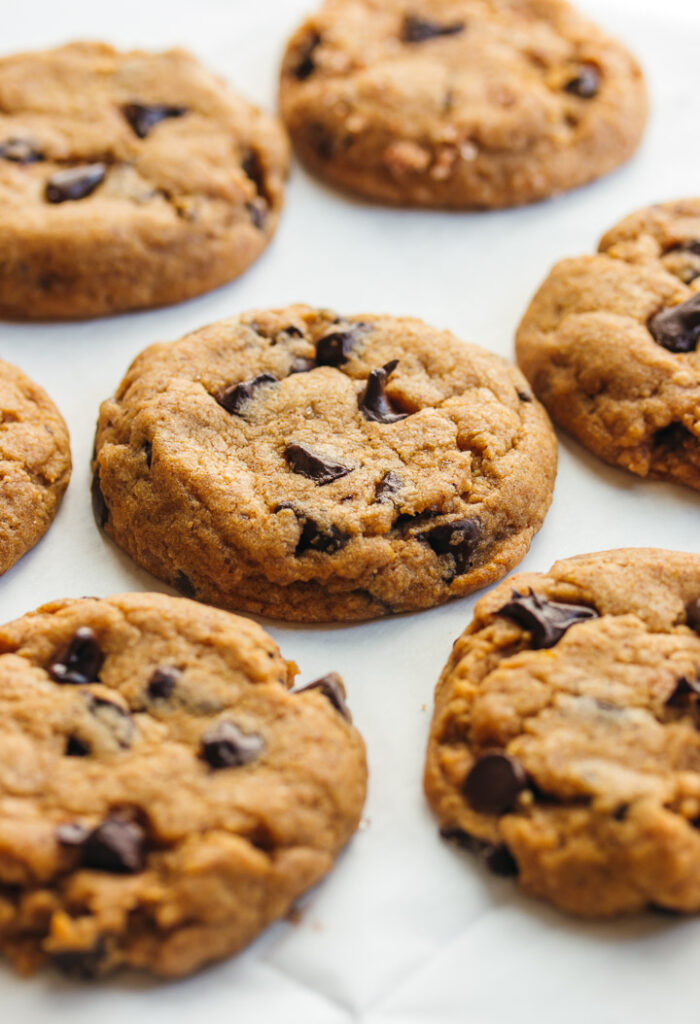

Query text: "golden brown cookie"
[0, 359, 71, 574]
[279, 0, 647, 208]
[516, 199, 700, 490]
[425, 548, 700, 917]
[92, 304, 557, 621]
[0, 592, 367, 977]
[0, 42, 289, 319]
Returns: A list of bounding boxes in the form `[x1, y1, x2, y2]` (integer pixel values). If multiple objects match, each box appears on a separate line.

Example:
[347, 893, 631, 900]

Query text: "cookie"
[425, 548, 700, 917]
[0, 42, 289, 319]
[92, 304, 557, 622]
[0, 359, 71, 575]
[516, 199, 700, 490]
[279, 0, 647, 209]
[0, 592, 367, 977]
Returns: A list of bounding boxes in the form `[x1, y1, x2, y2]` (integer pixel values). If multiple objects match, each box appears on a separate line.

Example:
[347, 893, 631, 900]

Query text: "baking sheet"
[2, 0, 700, 1020]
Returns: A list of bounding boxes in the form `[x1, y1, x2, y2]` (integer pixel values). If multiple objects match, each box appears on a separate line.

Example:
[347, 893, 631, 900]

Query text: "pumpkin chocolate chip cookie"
[0, 592, 366, 977]
[0, 359, 71, 575]
[426, 548, 700, 917]
[0, 42, 289, 319]
[92, 304, 557, 621]
[516, 199, 700, 490]
[279, 0, 647, 208]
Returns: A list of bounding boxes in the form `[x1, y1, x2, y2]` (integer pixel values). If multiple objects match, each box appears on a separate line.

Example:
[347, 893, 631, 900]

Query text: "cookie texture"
[0, 42, 289, 319]
[92, 304, 557, 622]
[425, 548, 700, 917]
[0, 593, 367, 977]
[516, 199, 700, 490]
[279, 0, 647, 208]
[0, 359, 71, 574]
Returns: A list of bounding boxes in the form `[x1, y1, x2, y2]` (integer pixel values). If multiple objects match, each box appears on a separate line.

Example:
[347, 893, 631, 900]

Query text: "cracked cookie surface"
[0, 359, 71, 575]
[425, 548, 700, 917]
[92, 304, 557, 622]
[0, 42, 289, 319]
[516, 199, 700, 490]
[279, 0, 647, 208]
[0, 592, 367, 977]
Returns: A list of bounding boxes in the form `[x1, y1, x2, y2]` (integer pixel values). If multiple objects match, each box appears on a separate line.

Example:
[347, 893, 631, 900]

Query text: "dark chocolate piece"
[45, 163, 106, 203]
[295, 672, 351, 722]
[648, 293, 700, 353]
[284, 442, 352, 484]
[49, 628, 104, 685]
[216, 374, 277, 414]
[419, 518, 482, 576]
[0, 138, 43, 163]
[564, 65, 600, 98]
[200, 720, 265, 768]
[122, 102, 187, 139]
[358, 360, 408, 423]
[462, 752, 528, 815]
[402, 16, 465, 42]
[82, 818, 146, 874]
[147, 667, 180, 700]
[496, 589, 598, 649]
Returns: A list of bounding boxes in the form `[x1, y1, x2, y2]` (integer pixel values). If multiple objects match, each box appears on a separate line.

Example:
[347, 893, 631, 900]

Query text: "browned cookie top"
[516, 199, 700, 490]
[425, 548, 700, 917]
[0, 593, 366, 977]
[0, 359, 71, 574]
[92, 305, 557, 622]
[279, 0, 647, 208]
[0, 42, 289, 318]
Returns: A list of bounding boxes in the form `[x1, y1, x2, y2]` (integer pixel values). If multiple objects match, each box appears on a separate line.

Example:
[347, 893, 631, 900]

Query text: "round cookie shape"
[92, 304, 557, 622]
[0, 42, 289, 319]
[0, 359, 71, 574]
[279, 0, 647, 209]
[516, 199, 700, 489]
[0, 592, 367, 977]
[425, 548, 700, 917]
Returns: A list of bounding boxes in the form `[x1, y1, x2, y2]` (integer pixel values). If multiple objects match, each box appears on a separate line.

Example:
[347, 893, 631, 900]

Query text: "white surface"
[1, 1, 700, 1021]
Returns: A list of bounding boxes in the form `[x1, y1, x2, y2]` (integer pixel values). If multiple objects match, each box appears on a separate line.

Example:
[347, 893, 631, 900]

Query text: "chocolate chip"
[122, 102, 187, 139]
[294, 31, 321, 79]
[174, 571, 196, 598]
[439, 827, 518, 876]
[216, 374, 277, 415]
[419, 518, 482, 577]
[284, 442, 352, 484]
[147, 667, 180, 700]
[295, 672, 351, 722]
[666, 674, 700, 707]
[358, 360, 408, 423]
[49, 628, 104, 685]
[462, 752, 528, 814]
[85, 695, 134, 748]
[564, 65, 600, 98]
[316, 326, 365, 367]
[56, 823, 90, 847]
[242, 148, 270, 204]
[141, 440, 153, 468]
[668, 240, 700, 258]
[402, 16, 465, 42]
[496, 589, 598, 649]
[91, 467, 108, 528]
[51, 939, 106, 980]
[648, 293, 700, 353]
[0, 138, 43, 163]
[45, 163, 106, 203]
[517, 389, 533, 402]
[281, 325, 304, 338]
[82, 818, 145, 874]
[200, 720, 265, 768]
[247, 199, 267, 229]
[296, 516, 349, 555]
[65, 736, 91, 757]
[374, 470, 403, 503]
[687, 597, 700, 633]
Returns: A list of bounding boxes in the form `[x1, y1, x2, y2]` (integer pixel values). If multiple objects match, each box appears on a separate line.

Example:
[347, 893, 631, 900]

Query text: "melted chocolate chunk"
[402, 16, 465, 42]
[359, 360, 408, 423]
[564, 65, 601, 98]
[86, 695, 134, 748]
[295, 672, 351, 722]
[91, 467, 108, 527]
[82, 818, 146, 874]
[419, 518, 482, 577]
[296, 516, 349, 555]
[294, 31, 321, 79]
[374, 470, 403, 503]
[687, 597, 700, 633]
[51, 939, 106, 980]
[666, 674, 700, 707]
[56, 823, 89, 847]
[216, 373, 277, 415]
[0, 138, 43, 163]
[284, 442, 352, 484]
[49, 628, 104, 685]
[122, 102, 187, 139]
[462, 752, 528, 815]
[147, 667, 180, 700]
[496, 589, 598, 649]
[200, 720, 265, 768]
[65, 736, 91, 757]
[174, 571, 196, 598]
[316, 325, 366, 366]
[648, 293, 700, 353]
[45, 163, 106, 203]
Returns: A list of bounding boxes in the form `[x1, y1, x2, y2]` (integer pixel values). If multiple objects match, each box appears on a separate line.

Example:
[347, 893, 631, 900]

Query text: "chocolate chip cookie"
[0, 42, 289, 319]
[279, 0, 647, 208]
[0, 592, 366, 977]
[0, 359, 71, 575]
[92, 304, 557, 621]
[425, 548, 700, 917]
[516, 199, 700, 489]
